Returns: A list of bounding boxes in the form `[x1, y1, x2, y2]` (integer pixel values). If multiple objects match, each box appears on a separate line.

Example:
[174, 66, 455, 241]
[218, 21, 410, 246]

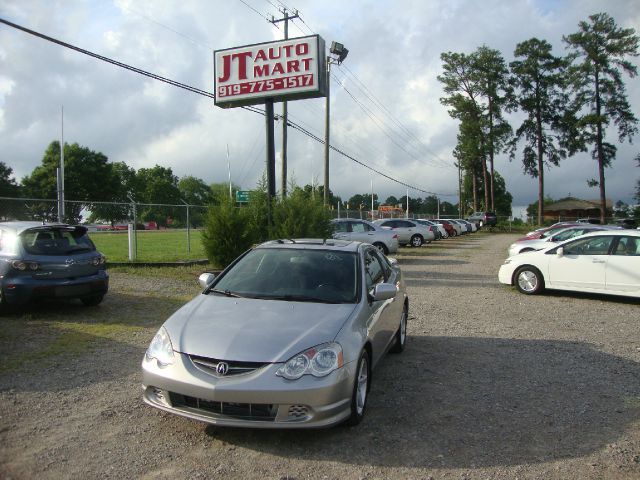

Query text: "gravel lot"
[1, 232, 639, 479]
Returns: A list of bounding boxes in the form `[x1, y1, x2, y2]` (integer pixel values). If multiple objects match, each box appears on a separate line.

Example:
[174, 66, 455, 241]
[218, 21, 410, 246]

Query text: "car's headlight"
[276, 342, 344, 380]
[146, 327, 175, 366]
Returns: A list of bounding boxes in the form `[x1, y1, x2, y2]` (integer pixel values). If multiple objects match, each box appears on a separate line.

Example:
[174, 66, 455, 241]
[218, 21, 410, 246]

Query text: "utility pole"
[270, 9, 298, 198]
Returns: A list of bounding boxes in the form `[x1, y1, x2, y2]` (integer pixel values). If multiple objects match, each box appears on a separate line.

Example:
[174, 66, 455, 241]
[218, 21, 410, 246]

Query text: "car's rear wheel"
[390, 303, 408, 353]
[81, 295, 104, 306]
[373, 242, 389, 255]
[514, 266, 544, 295]
[346, 350, 370, 426]
[410, 235, 423, 247]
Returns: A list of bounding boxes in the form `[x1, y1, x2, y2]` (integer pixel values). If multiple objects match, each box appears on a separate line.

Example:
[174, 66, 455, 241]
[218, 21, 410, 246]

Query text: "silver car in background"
[142, 239, 408, 428]
[373, 218, 435, 247]
[331, 218, 399, 254]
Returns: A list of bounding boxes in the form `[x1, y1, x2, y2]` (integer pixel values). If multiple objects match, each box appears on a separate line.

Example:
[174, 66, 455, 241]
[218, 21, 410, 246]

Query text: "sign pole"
[265, 98, 276, 226]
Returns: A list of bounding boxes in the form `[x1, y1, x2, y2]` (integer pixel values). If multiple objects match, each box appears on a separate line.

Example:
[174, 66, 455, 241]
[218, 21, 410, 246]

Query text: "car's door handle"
[336, 234, 348, 238]
[592, 259, 606, 263]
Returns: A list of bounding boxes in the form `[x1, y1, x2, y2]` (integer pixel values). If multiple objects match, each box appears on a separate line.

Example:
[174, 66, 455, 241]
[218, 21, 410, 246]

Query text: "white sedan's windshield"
[213, 248, 358, 303]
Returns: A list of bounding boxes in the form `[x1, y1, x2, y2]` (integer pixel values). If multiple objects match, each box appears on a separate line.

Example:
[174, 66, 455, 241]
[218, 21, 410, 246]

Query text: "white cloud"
[0, 0, 638, 207]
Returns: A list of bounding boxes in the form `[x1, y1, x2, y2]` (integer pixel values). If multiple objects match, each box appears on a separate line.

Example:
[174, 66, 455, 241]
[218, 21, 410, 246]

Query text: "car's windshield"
[212, 247, 359, 303]
[20, 227, 96, 256]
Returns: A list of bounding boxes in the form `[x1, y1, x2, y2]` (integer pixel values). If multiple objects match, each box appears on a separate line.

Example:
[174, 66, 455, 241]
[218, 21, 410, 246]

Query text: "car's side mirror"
[198, 272, 216, 289]
[556, 247, 564, 257]
[370, 283, 397, 302]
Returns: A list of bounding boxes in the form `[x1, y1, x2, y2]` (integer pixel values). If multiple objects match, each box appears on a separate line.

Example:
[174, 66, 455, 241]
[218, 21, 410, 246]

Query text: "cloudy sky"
[1, 0, 639, 213]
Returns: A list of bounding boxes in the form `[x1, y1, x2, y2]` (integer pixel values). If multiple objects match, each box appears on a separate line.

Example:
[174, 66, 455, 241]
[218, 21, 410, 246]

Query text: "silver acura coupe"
[142, 239, 408, 428]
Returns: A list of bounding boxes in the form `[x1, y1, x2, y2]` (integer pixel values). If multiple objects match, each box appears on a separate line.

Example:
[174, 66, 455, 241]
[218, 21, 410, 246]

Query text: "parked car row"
[331, 217, 479, 253]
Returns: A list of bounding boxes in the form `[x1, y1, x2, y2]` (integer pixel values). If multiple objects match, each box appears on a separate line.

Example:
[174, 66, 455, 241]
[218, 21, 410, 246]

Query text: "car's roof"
[0, 221, 72, 235]
[257, 238, 362, 252]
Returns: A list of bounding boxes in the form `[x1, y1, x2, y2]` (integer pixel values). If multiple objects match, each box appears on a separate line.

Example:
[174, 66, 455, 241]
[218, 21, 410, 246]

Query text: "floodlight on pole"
[324, 41, 348, 206]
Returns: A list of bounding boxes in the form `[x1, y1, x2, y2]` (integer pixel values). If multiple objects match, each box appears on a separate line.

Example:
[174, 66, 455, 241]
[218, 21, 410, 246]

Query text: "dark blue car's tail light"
[11, 260, 39, 271]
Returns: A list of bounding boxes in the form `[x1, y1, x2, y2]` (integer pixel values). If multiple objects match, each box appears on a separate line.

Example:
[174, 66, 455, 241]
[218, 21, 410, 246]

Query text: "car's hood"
[163, 294, 357, 363]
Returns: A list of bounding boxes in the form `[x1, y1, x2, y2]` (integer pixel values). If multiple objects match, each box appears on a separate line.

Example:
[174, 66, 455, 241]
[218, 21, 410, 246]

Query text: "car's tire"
[410, 235, 423, 247]
[81, 295, 104, 306]
[389, 303, 408, 354]
[373, 242, 389, 255]
[514, 266, 545, 295]
[345, 349, 371, 426]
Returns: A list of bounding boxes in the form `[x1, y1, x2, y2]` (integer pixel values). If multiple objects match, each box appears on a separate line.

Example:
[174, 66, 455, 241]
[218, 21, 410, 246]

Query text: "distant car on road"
[331, 218, 399, 254]
[0, 222, 108, 307]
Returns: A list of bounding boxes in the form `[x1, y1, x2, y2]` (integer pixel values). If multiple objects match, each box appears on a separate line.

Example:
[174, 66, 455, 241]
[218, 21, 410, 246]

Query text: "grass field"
[89, 229, 207, 263]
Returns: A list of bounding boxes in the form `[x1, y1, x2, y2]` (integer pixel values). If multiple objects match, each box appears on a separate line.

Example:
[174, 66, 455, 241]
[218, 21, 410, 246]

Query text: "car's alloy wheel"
[390, 304, 407, 353]
[410, 235, 423, 247]
[346, 350, 370, 426]
[515, 266, 544, 295]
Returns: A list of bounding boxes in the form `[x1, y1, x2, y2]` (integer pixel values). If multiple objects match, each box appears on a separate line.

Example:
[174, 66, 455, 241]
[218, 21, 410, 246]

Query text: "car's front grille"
[189, 355, 269, 377]
[169, 392, 277, 421]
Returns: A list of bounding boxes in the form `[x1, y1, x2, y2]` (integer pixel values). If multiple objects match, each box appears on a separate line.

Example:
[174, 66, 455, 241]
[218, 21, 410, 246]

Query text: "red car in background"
[518, 223, 580, 242]
[432, 219, 456, 237]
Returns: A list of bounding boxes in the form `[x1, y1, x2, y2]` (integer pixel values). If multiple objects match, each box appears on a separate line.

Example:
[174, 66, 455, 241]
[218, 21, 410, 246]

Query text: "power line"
[237, 0, 280, 28]
[0, 16, 455, 197]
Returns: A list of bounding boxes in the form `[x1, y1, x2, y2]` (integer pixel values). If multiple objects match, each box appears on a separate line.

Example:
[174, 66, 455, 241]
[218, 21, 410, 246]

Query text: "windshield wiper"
[209, 288, 244, 298]
[267, 294, 340, 304]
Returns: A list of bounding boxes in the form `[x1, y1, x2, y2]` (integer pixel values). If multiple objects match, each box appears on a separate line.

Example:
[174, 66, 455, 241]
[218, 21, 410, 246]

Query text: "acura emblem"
[216, 362, 229, 376]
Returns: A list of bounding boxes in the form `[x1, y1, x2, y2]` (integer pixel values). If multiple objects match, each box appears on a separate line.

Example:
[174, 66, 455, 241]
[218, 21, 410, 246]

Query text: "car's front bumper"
[498, 263, 515, 286]
[142, 351, 357, 429]
[0, 270, 109, 305]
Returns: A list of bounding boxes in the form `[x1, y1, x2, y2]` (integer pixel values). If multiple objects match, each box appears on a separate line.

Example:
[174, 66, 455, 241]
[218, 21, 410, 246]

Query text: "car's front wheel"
[346, 350, 370, 426]
[410, 235, 423, 247]
[389, 303, 408, 353]
[514, 266, 544, 295]
[373, 242, 389, 255]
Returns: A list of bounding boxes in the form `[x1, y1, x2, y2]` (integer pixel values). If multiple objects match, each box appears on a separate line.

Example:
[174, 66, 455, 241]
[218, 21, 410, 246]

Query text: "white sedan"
[499, 230, 640, 298]
[507, 225, 616, 257]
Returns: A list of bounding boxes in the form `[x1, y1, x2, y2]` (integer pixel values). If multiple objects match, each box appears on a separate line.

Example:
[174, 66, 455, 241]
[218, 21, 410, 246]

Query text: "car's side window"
[333, 221, 348, 233]
[563, 236, 613, 256]
[364, 223, 375, 232]
[364, 249, 385, 291]
[613, 237, 640, 256]
[351, 222, 367, 233]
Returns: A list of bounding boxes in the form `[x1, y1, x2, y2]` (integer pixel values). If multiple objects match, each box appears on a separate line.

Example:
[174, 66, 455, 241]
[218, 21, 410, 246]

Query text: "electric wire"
[0, 16, 455, 197]
[237, 0, 279, 28]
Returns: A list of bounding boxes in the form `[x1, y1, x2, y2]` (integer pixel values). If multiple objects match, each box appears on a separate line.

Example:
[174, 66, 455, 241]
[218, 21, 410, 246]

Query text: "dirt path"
[1, 233, 638, 479]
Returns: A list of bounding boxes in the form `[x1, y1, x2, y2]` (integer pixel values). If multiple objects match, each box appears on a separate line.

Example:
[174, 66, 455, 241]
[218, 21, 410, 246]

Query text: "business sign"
[214, 35, 327, 108]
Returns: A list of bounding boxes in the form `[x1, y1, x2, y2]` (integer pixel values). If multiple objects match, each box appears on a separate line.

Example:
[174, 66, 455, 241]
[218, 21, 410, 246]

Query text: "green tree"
[474, 46, 514, 211]
[384, 195, 399, 206]
[135, 165, 182, 227]
[0, 161, 21, 220]
[21, 141, 120, 223]
[564, 13, 639, 223]
[88, 161, 137, 225]
[210, 182, 241, 203]
[510, 38, 570, 225]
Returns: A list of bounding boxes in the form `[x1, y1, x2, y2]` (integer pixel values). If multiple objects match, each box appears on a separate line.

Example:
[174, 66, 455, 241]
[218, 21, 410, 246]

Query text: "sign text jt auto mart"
[214, 35, 327, 108]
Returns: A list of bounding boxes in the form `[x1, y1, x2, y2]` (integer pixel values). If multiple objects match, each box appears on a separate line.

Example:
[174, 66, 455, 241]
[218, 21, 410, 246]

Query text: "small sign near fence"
[235, 190, 251, 203]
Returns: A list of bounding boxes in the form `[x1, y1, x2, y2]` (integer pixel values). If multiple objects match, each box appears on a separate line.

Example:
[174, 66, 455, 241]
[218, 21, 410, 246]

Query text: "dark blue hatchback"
[0, 222, 109, 306]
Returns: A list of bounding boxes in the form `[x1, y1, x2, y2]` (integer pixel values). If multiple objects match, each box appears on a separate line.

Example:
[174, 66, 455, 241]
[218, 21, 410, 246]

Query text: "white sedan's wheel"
[515, 266, 544, 295]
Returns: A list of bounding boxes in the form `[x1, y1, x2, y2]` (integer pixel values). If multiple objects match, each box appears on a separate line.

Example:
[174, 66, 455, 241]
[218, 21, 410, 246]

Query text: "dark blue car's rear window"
[21, 228, 96, 256]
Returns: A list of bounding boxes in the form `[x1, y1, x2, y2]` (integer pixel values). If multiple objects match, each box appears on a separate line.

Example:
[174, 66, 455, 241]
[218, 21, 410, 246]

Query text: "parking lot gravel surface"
[1, 232, 639, 479]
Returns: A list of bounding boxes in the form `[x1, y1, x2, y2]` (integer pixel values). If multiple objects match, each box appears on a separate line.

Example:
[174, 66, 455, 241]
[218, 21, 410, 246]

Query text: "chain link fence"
[0, 197, 209, 262]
